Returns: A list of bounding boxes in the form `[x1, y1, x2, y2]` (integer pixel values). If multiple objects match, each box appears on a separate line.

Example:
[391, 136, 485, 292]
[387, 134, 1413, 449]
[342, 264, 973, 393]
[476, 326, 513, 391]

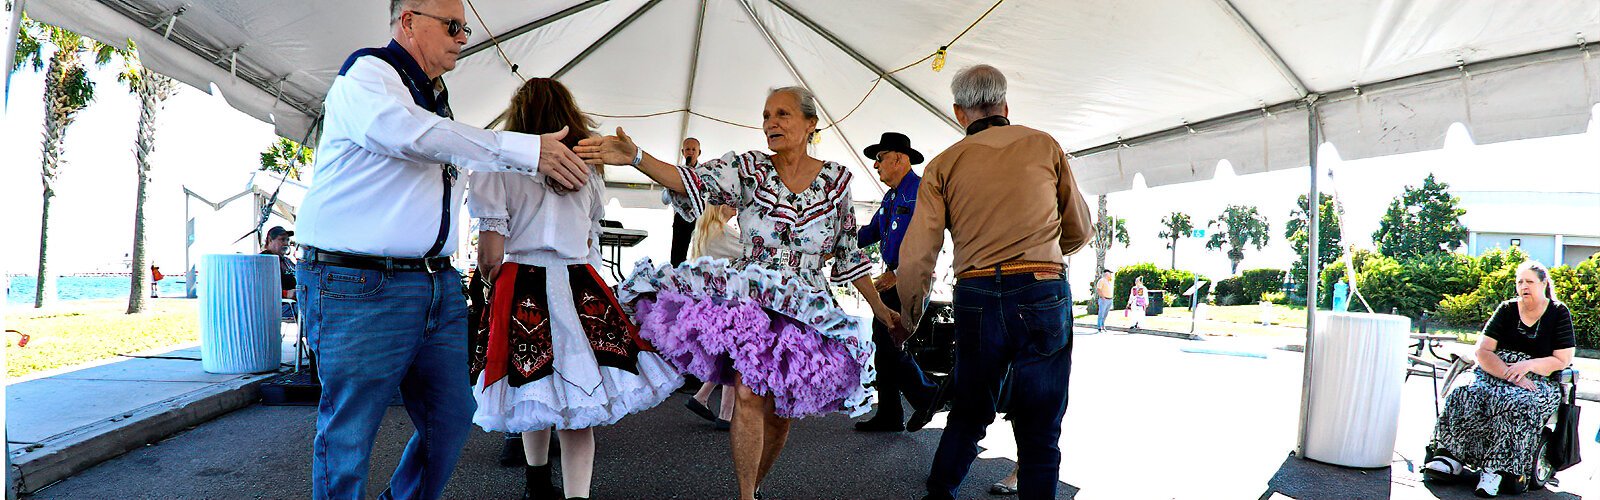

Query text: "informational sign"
[1191, 229, 1206, 238]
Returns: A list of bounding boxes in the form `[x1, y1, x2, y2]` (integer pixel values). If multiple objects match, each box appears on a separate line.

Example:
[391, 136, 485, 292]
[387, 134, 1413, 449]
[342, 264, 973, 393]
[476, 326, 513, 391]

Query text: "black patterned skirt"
[1430, 350, 1561, 475]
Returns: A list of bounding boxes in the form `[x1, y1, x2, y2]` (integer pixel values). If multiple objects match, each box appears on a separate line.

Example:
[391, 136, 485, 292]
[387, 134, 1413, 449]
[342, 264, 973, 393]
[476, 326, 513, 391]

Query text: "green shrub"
[1239, 268, 1286, 304]
[1113, 263, 1163, 310]
[1551, 254, 1600, 349]
[1261, 291, 1289, 305]
[1436, 290, 1487, 329]
[1214, 277, 1244, 306]
[1160, 269, 1210, 308]
[1319, 249, 1380, 309]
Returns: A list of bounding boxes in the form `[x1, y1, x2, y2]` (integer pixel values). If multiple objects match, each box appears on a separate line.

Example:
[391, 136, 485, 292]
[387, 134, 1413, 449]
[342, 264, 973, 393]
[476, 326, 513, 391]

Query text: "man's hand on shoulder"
[539, 126, 590, 190]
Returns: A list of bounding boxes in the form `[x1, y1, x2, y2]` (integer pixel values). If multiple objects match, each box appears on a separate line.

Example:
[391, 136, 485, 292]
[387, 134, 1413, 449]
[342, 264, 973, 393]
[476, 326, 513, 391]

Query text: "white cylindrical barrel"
[1303, 312, 1410, 468]
[198, 254, 282, 374]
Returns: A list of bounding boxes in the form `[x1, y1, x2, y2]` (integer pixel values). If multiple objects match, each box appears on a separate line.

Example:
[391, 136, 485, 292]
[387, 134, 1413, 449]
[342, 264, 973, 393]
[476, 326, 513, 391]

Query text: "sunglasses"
[409, 10, 472, 38]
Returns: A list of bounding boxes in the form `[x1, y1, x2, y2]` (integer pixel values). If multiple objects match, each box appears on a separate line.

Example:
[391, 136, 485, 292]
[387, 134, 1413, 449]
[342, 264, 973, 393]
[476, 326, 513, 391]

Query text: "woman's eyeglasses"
[409, 11, 472, 38]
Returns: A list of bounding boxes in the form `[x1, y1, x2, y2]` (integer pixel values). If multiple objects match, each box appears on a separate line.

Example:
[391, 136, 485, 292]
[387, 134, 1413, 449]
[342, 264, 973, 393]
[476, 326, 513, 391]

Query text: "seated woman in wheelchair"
[1424, 260, 1575, 497]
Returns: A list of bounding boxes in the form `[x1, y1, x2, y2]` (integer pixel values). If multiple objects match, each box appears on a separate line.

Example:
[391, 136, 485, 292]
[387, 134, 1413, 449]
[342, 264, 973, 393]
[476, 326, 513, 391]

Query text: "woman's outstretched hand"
[575, 127, 639, 167]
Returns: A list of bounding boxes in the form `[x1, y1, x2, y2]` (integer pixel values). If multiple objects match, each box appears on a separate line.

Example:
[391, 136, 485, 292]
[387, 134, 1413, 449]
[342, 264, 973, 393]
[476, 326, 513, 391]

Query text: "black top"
[262, 252, 296, 291]
[1484, 299, 1576, 358]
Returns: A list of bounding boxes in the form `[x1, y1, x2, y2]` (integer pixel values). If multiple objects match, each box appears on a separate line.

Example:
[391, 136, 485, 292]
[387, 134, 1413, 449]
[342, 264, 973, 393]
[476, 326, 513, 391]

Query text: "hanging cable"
[464, 0, 527, 82]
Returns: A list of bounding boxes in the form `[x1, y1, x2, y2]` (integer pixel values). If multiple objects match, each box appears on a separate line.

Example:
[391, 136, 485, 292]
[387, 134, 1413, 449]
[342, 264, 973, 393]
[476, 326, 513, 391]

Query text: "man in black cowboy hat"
[854, 132, 947, 433]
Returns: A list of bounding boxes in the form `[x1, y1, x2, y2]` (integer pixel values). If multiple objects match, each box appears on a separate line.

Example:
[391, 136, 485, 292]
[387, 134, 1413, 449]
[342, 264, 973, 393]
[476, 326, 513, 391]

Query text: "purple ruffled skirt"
[633, 291, 861, 418]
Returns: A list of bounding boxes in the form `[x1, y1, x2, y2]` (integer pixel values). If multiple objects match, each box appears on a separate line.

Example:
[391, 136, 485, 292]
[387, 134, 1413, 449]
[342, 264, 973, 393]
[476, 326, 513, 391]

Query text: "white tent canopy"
[22, 0, 1600, 201]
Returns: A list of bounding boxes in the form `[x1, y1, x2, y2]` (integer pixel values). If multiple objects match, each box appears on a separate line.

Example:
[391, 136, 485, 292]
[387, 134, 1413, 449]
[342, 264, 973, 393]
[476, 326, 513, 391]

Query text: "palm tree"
[259, 137, 313, 181]
[1157, 211, 1194, 269]
[119, 42, 177, 314]
[1091, 195, 1131, 276]
[13, 17, 117, 308]
[1205, 204, 1272, 275]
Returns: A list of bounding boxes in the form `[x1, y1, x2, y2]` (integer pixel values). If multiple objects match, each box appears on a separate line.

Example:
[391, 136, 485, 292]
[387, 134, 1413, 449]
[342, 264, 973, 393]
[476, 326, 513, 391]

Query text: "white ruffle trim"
[472, 351, 684, 432]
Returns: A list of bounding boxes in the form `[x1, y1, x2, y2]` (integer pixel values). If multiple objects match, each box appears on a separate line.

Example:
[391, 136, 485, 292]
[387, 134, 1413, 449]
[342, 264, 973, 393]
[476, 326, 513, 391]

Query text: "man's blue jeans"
[1096, 297, 1113, 330]
[298, 260, 476, 500]
[926, 272, 1073, 500]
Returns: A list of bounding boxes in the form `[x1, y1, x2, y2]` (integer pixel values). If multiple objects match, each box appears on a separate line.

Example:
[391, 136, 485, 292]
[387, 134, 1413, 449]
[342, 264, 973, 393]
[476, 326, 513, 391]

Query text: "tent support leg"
[1296, 99, 1321, 456]
[3, 0, 26, 109]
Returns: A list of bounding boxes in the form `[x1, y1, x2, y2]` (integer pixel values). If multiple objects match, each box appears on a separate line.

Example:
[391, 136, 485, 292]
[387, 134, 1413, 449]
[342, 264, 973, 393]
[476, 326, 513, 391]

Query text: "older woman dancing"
[1422, 260, 1575, 497]
[576, 86, 902, 500]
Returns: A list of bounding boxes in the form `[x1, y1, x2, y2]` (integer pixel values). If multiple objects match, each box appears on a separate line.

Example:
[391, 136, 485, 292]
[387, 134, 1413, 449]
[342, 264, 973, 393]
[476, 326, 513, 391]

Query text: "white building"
[1459, 191, 1600, 268]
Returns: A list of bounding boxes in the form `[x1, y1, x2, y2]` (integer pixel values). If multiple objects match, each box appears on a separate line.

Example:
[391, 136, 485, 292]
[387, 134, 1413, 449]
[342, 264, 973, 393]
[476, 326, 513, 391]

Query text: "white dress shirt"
[296, 55, 546, 257]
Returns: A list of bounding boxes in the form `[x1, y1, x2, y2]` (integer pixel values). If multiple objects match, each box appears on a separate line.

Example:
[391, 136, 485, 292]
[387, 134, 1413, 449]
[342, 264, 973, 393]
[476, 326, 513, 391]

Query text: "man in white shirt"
[294, 1, 588, 498]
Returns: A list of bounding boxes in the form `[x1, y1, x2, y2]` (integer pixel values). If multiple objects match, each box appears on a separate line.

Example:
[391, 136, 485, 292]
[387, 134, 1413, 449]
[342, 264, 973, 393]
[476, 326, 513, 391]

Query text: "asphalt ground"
[27, 329, 1598, 499]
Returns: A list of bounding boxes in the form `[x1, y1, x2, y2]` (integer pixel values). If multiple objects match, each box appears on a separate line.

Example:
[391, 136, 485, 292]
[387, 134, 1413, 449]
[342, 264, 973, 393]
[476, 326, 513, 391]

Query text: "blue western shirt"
[857, 171, 920, 271]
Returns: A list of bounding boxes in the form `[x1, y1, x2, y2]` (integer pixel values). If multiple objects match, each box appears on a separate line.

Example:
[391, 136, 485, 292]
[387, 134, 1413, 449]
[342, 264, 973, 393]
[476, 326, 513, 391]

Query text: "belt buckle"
[423, 258, 439, 274]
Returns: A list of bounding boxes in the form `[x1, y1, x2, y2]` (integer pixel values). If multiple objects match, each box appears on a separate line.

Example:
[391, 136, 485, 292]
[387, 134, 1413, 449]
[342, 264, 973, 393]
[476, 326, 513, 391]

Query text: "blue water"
[7, 276, 190, 304]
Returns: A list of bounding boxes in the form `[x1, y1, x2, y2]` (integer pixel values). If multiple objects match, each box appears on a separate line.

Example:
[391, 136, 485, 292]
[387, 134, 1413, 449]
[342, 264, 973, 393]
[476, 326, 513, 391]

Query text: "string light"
[932, 46, 948, 72]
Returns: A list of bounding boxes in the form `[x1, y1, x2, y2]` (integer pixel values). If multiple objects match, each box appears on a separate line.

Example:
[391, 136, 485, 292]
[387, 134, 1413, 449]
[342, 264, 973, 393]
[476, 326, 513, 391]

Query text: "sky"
[4, 39, 1598, 290]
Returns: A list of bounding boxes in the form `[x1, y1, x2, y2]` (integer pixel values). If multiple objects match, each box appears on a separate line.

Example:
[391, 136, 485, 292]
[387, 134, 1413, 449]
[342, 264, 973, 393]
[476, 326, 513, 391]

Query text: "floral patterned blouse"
[665, 150, 872, 291]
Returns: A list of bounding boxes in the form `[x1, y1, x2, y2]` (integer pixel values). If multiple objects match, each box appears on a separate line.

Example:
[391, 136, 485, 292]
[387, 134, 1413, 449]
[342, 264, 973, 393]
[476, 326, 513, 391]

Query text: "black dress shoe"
[685, 398, 717, 422]
[854, 418, 905, 432]
[906, 379, 951, 432]
[715, 419, 731, 431]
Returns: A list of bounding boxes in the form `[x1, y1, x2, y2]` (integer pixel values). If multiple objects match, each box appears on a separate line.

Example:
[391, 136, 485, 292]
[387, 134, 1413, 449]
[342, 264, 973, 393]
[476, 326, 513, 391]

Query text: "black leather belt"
[303, 247, 452, 274]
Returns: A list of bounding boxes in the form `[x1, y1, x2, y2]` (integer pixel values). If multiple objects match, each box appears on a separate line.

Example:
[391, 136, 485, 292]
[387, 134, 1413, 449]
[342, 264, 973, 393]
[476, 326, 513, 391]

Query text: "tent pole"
[459, 0, 605, 59]
[765, 0, 962, 133]
[552, 0, 664, 80]
[3, 0, 25, 110]
[674, 0, 708, 166]
[1296, 98, 1321, 455]
[737, 0, 878, 194]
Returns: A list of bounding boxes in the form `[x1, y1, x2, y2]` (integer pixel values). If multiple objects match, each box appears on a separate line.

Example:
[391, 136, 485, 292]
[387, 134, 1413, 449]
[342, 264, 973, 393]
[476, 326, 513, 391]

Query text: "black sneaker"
[854, 417, 905, 432]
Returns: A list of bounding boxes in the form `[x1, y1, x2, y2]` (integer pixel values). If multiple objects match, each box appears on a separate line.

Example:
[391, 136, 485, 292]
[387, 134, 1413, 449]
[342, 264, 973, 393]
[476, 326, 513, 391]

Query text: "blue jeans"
[1096, 297, 1112, 329]
[298, 260, 476, 500]
[927, 272, 1073, 500]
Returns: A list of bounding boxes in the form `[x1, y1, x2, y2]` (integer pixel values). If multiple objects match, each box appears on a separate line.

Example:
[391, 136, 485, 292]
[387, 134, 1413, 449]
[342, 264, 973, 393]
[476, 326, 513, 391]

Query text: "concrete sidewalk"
[6, 330, 300, 494]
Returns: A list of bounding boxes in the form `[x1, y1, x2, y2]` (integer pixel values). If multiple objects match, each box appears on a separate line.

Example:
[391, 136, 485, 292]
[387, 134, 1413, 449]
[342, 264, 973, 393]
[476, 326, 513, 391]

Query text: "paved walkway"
[6, 327, 302, 494]
[22, 327, 1599, 499]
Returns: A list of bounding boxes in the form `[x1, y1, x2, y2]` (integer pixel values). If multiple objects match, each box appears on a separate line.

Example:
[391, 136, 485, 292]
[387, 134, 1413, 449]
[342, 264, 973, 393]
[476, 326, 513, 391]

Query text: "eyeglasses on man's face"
[409, 10, 472, 38]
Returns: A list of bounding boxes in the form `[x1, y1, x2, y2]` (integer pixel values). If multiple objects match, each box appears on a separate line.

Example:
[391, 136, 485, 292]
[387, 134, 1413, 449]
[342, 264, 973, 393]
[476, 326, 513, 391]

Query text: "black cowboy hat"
[862, 132, 924, 165]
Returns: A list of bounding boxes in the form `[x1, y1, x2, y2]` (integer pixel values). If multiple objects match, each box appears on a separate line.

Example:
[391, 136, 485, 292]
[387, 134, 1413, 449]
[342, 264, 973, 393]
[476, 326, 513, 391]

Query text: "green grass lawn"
[6, 299, 199, 379]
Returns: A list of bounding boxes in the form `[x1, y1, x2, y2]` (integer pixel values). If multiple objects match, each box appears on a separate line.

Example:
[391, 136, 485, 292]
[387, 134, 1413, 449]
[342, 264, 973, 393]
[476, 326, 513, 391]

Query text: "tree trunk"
[1169, 238, 1178, 269]
[34, 56, 72, 309]
[1094, 194, 1108, 275]
[127, 70, 172, 313]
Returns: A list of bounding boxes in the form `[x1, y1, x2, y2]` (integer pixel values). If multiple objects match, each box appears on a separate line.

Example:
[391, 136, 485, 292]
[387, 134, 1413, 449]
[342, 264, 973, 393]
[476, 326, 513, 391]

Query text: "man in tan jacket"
[897, 64, 1092, 500]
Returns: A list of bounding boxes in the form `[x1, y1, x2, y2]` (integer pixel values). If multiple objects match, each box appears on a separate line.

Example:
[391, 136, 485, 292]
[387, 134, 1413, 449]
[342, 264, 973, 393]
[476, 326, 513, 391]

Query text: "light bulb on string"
[811, 129, 823, 145]
[932, 46, 948, 72]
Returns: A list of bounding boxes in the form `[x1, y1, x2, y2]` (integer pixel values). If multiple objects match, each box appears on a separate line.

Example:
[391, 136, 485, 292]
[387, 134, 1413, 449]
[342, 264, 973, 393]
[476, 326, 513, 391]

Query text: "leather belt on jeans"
[303, 247, 452, 274]
[955, 260, 1065, 280]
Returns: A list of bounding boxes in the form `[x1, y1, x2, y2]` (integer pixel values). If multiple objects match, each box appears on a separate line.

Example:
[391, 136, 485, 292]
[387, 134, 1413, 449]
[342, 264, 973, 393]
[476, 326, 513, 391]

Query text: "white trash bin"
[1303, 312, 1410, 468]
[198, 254, 282, 374]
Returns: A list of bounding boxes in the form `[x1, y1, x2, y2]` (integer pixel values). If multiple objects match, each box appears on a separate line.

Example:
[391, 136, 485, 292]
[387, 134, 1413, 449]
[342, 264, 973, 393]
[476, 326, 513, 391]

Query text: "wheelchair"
[1422, 364, 1581, 490]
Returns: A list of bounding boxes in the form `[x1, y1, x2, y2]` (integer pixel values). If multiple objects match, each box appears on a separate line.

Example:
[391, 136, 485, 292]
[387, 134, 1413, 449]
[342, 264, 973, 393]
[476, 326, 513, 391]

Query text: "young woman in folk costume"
[468, 78, 683, 500]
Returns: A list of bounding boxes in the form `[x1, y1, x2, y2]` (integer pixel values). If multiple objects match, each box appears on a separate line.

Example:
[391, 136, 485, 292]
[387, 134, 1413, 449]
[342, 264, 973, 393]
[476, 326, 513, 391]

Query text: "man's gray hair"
[951, 64, 1007, 116]
[391, 0, 426, 26]
[768, 86, 819, 121]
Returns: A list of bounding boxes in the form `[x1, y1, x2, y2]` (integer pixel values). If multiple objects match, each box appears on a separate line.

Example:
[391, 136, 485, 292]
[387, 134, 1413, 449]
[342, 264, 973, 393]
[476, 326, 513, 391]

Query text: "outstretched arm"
[574, 128, 686, 192]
